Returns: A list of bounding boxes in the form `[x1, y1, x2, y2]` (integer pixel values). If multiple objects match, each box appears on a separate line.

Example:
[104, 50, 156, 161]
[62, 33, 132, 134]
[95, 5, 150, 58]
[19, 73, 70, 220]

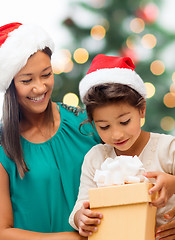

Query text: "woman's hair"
[82, 83, 145, 126]
[1, 47, 53, 178]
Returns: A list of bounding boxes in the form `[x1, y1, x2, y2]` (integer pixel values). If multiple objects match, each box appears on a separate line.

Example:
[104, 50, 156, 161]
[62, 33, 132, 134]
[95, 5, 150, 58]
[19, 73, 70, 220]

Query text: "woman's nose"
[32, 79, 46, 93]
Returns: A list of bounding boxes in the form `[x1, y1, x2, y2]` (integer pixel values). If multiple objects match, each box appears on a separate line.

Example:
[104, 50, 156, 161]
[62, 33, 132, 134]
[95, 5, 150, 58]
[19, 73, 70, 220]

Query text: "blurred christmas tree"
[52, 0, 175, 134]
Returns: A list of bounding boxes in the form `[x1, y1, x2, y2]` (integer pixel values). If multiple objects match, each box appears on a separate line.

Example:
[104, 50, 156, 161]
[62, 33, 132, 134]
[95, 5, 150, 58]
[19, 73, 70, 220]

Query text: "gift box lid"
[89, 182, 157, 208]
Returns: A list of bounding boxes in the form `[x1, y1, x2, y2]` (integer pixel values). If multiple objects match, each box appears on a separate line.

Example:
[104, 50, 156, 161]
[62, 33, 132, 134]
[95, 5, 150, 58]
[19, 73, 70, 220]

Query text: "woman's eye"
[42, 72, 52, 78]
[120, 119, 130, 125]
[22, 79, 32, 84]
[99, 125, 110, 130]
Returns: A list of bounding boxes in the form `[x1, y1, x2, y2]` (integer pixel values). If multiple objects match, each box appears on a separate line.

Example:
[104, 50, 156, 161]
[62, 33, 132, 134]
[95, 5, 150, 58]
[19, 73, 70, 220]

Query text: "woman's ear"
[140, 101, 146, 118]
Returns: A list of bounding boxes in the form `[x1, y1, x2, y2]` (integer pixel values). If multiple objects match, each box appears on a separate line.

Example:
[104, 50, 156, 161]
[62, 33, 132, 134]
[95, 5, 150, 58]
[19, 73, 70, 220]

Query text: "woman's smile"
[27, 92, 47, 103]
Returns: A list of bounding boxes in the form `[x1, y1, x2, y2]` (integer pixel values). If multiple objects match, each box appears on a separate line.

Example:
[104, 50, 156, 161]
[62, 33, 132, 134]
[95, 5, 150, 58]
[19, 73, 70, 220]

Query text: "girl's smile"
[114, 139, 129, 146]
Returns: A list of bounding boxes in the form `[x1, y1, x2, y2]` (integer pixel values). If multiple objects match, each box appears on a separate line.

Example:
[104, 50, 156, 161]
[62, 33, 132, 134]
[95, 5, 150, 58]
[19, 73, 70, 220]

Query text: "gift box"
[88, 182, 157, 240]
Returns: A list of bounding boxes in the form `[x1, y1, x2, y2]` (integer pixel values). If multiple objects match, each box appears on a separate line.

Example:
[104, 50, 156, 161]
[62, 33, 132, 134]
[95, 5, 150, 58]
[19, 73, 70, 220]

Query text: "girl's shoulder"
[150, 132, 175, 143]
[84, 143, 114, 159]
[147, 132, 175, 156]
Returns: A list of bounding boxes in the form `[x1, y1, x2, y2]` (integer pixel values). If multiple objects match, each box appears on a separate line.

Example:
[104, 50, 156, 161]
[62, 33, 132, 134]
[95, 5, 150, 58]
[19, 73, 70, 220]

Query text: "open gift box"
[88, 182, 157, 240]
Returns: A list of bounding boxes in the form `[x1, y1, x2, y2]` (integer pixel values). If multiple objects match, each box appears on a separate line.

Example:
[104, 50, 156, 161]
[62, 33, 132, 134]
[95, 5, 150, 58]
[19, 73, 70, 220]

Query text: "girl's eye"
[120, 119, 130, 125]
[99, 125, 110, 130]
[42, 72, 52, 78]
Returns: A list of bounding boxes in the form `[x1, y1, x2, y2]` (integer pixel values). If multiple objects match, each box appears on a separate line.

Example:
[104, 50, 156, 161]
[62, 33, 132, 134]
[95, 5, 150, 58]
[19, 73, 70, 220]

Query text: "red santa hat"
[79, 54, 146, 102]
[0, 22, 54, 92]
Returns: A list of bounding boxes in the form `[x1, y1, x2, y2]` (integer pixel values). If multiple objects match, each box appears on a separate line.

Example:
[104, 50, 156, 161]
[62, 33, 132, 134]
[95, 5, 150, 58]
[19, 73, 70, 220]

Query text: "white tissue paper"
[94, 155, 149, 187]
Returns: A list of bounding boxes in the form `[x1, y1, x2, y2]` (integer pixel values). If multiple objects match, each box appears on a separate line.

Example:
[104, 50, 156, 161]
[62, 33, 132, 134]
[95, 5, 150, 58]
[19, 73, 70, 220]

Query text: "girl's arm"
[0, 163, 86, 240]
[143, 171, 175, 208]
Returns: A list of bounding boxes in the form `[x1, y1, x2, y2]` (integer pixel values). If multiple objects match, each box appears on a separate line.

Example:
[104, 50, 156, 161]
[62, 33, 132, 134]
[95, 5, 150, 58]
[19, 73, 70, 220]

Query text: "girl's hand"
[75, 201, 103, 237]
[155, 207, 175, 239]
[143, 171, 175, 208]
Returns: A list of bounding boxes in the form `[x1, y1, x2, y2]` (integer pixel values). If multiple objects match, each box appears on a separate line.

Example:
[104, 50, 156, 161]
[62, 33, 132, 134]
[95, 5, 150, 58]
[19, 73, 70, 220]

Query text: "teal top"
[0, 103, 101, 233]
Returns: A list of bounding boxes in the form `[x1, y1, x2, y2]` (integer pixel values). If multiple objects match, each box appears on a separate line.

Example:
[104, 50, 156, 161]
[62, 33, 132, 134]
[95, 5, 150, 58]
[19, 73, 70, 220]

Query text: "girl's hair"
[1, 47, 53, 179]
[82, 83, 145, 127]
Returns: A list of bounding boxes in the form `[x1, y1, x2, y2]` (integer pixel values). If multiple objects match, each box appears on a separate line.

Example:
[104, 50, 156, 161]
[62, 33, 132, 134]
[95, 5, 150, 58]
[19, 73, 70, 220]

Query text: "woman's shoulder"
[0, 145, 16, 174]
[58, 102, 86, 118]
[58, 102, 95, 131]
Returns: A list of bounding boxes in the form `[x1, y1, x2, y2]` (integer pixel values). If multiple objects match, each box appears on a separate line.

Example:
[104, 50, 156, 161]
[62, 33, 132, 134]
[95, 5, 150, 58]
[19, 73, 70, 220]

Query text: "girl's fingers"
[83, 201, 90, 209]
[82, 202, 103, 219]
[81, 213, 101, 226]
[79, 220, 98, 232]
[143, 171, 159, 179]
[149, 184, 161, 195]
[83, 208, 103, 219]
[79, 227, 92, 237]
[151, 187, 167, 208]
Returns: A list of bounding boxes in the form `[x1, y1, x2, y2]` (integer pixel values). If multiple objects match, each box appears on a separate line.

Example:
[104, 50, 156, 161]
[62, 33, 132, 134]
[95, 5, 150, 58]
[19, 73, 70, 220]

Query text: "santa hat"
[79, 54, 146, 102]
[0, 22, 54, 92]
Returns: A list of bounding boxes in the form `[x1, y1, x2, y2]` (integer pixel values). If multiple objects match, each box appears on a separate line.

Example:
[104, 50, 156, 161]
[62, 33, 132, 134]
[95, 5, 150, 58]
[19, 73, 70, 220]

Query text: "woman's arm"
[0, 163, 86, 240]
[155, 207, 175, 239]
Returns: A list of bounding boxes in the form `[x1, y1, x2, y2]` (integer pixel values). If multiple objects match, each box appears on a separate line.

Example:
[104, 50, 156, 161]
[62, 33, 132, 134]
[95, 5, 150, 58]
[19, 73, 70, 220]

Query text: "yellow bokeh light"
[91, 25, 106, 40]
[130, 18, 145, 33]
[141, 118, 145, 127]
[160, 116, 175, 131]
[150, 60, 165, 75]
[73, 48, 89, 64]
[63, 93, 79, 107]
[126, 36, 135, 49]
[141, 34, 157, 49]
[163, 92, 175, 108]
[144, 82, 155, 98]
[172, 72, 175, 83]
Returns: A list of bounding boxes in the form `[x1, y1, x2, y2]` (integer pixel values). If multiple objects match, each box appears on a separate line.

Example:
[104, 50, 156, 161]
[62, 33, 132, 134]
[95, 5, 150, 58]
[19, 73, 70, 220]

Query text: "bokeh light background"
[1, 0, 175, 134]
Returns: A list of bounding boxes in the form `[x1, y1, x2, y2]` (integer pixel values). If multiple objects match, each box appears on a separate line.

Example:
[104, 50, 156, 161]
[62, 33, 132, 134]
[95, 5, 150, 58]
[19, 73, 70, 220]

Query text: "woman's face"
[93, 102, 146, 155]
[14, 50, 54, 115]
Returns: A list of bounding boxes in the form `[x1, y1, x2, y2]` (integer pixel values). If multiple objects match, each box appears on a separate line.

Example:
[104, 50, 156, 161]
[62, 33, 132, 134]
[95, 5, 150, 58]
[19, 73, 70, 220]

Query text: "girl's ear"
[140, 101, 146, 118]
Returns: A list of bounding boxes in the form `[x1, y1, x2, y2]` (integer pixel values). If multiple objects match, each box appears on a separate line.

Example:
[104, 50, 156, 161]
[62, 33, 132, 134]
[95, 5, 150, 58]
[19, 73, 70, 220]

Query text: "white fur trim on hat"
[0, 23, 55, 92]
[79, 67, 147, 101]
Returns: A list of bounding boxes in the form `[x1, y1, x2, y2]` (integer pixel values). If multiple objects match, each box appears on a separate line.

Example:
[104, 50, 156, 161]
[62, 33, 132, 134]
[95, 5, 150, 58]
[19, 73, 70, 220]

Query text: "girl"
[69, 54, 175, 239]
[0, 22, 100, 240]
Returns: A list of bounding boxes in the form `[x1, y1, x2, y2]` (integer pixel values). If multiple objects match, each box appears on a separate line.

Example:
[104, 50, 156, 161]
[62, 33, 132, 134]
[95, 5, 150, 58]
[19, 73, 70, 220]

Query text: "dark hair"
[1, 47, 53, 178]
[81, 83, 145, 127]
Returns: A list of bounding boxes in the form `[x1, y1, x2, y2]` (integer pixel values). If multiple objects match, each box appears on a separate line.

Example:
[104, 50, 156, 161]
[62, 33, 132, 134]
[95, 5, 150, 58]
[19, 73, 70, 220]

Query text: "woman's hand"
[143, 171, 175, 208]
[156, 207, 175, 239]
[74, 201, 103, 237]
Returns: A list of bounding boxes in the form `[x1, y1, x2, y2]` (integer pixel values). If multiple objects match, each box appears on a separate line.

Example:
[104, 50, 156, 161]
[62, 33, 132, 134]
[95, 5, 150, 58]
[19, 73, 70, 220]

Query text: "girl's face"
[14, 50, 54, 116]
[92, 102, 146, 155]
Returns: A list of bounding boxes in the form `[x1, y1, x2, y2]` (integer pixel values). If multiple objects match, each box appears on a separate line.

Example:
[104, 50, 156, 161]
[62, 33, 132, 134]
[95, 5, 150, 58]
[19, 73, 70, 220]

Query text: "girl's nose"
[111, 128, 124, 141]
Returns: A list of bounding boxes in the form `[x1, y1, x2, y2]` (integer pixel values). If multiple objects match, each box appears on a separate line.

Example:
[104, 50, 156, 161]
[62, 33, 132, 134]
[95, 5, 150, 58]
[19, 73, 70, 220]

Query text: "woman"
[0, 22, 100, 239]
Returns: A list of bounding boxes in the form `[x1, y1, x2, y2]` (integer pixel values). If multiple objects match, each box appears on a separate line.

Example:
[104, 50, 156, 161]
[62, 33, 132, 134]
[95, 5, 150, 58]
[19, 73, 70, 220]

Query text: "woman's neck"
[19, 102, 61, 143]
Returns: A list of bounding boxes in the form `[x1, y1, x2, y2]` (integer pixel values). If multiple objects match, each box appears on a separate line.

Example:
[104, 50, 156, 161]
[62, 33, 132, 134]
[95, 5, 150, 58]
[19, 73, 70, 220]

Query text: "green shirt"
[0, 103, 100, 233]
